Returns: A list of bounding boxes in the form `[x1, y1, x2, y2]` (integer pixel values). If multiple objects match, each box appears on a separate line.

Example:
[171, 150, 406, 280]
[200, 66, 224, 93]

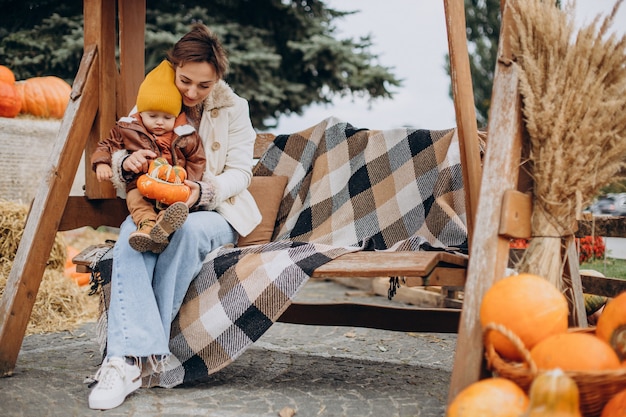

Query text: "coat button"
[210, 108, 219, 117]
[211, 142, 221, 151]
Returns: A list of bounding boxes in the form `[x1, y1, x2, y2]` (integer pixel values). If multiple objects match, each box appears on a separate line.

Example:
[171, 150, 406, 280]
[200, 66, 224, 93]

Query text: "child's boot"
[129, 219, 157, 252]
[150, 202, 188, 243]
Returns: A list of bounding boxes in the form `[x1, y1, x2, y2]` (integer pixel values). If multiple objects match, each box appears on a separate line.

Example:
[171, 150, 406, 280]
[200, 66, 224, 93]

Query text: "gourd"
[15, 76, 71, 119]
[480, 273, 569, 361]
[136, 158, 190, 206]
[601, 388, 626, 417]
[530, 332, 621, 371]
[525, 369, 582, 417]
[447, 377, 529, 417]
[147, 157, 187, 183]
[0, 65, 15, 84]
[596, 291, 626, 361]
[0, 81, 21, 118]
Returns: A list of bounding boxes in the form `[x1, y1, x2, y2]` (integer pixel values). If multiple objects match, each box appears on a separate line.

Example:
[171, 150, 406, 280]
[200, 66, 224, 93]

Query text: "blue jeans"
[106, 211, 237, 358]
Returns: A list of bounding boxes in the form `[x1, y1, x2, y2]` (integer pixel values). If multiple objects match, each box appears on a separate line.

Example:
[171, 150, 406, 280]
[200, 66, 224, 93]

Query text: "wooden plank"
[564, 236, 588, 327]
[581, 274, 626, 297]
[499, 190, 532, 238]
[310, 252, 467, 279]
[443, 0, 482, 245]
[59, 196, 128, 231]
[279, 302, 460, 333]
[576, 216, 626, 238]
[449, 1, 525, 400]
[117, 0, 145, 116]
[254, 133, 276, 159]
[0, 46, 100, 377]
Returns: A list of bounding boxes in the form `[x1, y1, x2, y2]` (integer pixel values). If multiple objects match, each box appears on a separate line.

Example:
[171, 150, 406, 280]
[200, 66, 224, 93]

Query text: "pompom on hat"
[136, 60, 181, 116]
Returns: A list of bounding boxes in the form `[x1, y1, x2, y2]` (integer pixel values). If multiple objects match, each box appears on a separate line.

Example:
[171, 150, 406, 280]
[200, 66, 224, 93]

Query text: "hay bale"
[0, 200, 66, 270]
[0, 200, 98, 335]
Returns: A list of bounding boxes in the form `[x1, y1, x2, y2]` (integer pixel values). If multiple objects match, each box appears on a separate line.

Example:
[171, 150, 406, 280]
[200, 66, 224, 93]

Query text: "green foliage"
[600, 179, 626, 194]
[581, 258, 626, 279]
[0, 0, 401, 130]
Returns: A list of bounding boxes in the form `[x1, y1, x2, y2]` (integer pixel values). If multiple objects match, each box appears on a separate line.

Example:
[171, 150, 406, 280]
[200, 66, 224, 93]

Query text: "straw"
[509, 0, 626, 290]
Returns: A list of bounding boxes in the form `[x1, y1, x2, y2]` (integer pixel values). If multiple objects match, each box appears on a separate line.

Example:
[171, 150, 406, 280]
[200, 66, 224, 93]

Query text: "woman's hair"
[167, 24, 229, 79]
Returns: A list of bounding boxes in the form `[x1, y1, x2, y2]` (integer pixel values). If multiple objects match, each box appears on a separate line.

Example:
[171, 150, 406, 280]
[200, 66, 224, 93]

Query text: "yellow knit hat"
[136, 60, 181, 116]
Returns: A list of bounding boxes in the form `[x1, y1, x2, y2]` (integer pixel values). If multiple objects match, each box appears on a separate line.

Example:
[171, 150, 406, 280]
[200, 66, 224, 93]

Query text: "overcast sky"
[272, 1, 626, 134]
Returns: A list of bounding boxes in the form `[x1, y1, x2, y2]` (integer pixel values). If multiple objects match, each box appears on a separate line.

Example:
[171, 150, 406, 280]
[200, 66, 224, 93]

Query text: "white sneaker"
[88, 357, 141, 410]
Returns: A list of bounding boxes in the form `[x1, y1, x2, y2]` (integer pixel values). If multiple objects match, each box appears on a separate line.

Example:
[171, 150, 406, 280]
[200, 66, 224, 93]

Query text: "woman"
[88, 24, 261, 410]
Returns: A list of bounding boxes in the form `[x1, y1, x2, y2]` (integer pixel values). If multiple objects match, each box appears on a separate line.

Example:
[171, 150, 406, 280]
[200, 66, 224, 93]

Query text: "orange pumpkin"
[480, 273, 569, 361]
[530, 332, 621, 371]
[596, 291, 626, 361]
[0, 81, 21, 118]
[447, 377, 529, 417]
[148, 157, 187, 183]
[136, 174, 190, 206]
[15, 76, 71, 118]
[601, 387, 626, 417]
[0, 65, 16, 84]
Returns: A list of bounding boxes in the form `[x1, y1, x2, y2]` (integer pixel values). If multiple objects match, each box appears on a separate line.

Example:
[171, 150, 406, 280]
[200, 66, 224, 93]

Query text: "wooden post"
[0, 47, 100, 376]
[117, 0, 146, 116]
[448, 0, 524, 401]
[83, 0, 118, 199]
[443, 0, 482, 244]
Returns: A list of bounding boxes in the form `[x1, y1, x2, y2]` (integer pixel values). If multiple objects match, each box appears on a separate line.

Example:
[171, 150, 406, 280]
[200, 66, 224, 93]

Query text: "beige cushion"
[237, 175, 288, 247]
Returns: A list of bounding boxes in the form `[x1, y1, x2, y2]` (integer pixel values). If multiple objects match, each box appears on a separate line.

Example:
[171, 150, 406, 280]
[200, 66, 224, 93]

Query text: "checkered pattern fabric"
[93, 117, 469, 388]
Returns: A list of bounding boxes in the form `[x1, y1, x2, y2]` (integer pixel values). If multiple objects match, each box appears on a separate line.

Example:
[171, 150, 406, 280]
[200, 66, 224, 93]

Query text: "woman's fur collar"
[204, 80, 236, 110]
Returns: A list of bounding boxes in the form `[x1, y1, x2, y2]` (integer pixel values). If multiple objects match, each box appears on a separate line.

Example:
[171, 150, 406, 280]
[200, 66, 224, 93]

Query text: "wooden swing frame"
[1, 0, 622, 405]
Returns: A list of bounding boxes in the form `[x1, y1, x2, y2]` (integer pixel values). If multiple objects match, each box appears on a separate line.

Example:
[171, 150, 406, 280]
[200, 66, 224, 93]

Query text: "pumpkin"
[596, 291, 626, 361]
[480, 273, 569, 361]
[148, 157, 187, 183]
[0, 65, 16, 84]
[0, 81, 21, 118]
[136, 174, 190, 206]
[526, 369, 582, 417]
[530, 331, 621, 371]
[446, 377, 529, 417]
[15, 76, 71, 119]
[601, 387, 626, 417]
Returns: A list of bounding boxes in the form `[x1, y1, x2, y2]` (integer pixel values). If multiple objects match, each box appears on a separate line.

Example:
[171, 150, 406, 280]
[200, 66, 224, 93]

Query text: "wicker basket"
[484, 322, 626, 417]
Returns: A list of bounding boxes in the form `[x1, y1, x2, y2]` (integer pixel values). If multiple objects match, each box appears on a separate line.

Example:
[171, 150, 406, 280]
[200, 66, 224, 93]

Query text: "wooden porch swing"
[0, 0, 622, 405]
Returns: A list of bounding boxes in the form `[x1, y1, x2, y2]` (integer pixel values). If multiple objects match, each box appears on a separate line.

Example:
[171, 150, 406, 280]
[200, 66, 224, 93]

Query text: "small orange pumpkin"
[601, 387, 626, 417]
[530, 332, 621, 371]
[0, 81, 21, 118]
[136, 174, 190, 206]
[480, 273, 569, 361]
[596, 291, 626, 361]
[15, 76, 71, 119]
[447, 377, 529, 417]
[0, 65, 16, 84]
[148, 157, 187, 183]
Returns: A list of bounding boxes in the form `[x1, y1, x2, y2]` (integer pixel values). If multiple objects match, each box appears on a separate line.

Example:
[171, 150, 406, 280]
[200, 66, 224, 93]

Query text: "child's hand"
[96, 164, 113, 182]
[123, 149, 158, 173]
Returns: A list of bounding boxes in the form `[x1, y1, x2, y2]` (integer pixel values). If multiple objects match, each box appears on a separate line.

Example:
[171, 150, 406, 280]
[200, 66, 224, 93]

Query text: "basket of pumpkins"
[479, 273, 626, 417]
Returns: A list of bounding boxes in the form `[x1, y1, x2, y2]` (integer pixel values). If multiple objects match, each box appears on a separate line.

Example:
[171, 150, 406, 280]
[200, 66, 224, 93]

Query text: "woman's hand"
[123, 149, 157, 173]
[185, 180, 200, 208]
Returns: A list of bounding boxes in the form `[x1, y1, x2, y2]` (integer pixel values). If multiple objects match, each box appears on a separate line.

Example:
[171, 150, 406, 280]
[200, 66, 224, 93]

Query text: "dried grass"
[510, 0, 626, 289]
[0, 200, 100, 335]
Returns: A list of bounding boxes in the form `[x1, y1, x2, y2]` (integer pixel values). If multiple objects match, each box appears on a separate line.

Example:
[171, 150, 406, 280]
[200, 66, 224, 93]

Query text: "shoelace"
[93, 359, 128, 389]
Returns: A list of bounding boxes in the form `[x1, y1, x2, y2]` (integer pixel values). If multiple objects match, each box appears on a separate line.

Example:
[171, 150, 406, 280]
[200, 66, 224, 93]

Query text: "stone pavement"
[0, 280, 457, 417]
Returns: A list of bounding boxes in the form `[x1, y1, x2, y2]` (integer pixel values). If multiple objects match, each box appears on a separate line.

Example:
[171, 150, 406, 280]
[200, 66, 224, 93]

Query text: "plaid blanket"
[93, 117, 469, 388]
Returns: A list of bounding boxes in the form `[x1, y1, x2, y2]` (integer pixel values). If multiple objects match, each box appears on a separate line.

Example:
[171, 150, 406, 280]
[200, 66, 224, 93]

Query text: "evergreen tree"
[0, 0, 400, 130]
